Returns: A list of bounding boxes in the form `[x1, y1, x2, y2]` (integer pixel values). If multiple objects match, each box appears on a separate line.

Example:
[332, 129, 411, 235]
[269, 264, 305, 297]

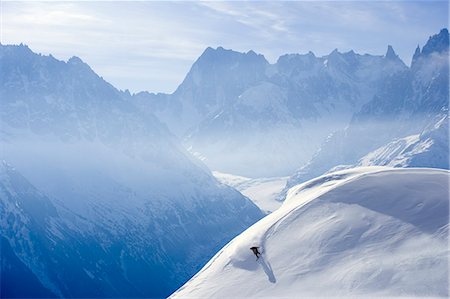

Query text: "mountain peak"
[0, 43, 33, 56]
[67, 56, 84, 65]
[307, 51, 316, 57]
[66, 55, 95, 74]
[195, 46, 268, 68]
[412, 44, 421, 64]
[199, 46, 236, 60]
[385, 45, 399, 60]
[327, 49, 341, 61]
[421, 28, 449, 56]
[330, 48, 340, 55]
[439, 28, 449, 36]
[202, 46, 233, 54]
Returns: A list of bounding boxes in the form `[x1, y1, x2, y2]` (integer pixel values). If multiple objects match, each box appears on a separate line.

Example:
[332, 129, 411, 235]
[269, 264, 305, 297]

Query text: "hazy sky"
[1, 1, 448, 93]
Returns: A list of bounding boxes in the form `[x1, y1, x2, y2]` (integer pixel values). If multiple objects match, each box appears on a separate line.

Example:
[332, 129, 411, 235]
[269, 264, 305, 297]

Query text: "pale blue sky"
[1, 1, 448, 93]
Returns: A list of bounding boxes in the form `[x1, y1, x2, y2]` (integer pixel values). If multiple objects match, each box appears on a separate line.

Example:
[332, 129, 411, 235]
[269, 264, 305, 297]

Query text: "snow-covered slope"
[213, 171, 287, 213]
[357, 115, 449, 169]
[0, 44, 264, 297]
[171, 167, 449, 298]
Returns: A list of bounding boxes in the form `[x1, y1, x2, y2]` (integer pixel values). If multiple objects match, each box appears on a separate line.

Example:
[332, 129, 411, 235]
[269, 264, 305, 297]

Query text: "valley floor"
[213, 171, 288, 213]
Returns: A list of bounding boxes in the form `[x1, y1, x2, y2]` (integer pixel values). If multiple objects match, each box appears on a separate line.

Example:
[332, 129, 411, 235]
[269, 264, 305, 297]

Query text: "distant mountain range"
[132, 29, 448, 180]
[132, 38, 412, 177]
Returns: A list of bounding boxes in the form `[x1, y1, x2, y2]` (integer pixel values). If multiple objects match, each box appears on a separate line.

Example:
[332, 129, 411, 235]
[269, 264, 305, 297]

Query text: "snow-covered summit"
[171, 167, 449, 298]
[385, 45, 400, 61]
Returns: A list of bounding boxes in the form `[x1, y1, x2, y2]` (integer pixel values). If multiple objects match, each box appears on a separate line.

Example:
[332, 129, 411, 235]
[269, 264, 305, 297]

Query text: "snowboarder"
[250, 246, 261, 260]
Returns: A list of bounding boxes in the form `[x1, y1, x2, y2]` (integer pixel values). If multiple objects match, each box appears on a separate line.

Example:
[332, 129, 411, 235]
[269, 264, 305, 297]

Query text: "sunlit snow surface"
[172, 167, 449, 298]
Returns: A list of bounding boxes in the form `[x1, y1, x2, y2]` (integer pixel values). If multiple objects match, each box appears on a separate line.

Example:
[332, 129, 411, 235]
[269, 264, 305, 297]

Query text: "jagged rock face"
[418, 28, 449, 58]
[134, 45, 407, 177]
[410, 30, 449, 117]
[0, 45, 264, 297]
[175, 47, 269, 119]
[283, 29, 449, 193]
[0, 45, 172, 149]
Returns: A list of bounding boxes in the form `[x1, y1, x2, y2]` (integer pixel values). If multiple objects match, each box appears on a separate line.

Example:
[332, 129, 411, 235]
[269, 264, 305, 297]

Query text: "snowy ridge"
[325, 114, 449, 173]
[171, 167, 449, 298]
[357, 114, 448, 169]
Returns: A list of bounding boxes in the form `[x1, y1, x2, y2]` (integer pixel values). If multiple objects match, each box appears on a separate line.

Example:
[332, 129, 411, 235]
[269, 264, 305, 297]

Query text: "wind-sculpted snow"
[0, 45, 264, 297]
[171, 167, 449, 298]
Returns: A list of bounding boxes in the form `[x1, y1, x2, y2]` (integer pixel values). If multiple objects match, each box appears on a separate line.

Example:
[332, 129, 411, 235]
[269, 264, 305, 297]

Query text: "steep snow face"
[0, 44, 264, 297]
[134, 47, 407, 177]
[171, 167, 449, 298]
[283, 29, 449, 190]
[357, 115, 449, 169]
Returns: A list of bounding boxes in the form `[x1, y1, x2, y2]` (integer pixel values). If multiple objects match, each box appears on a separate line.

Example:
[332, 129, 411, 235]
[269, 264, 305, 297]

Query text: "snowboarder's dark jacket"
[250, 246, 261, 259]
